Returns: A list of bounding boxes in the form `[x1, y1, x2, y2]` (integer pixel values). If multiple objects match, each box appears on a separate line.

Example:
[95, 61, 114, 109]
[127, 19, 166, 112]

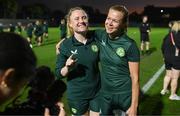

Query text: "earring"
[1, 81, 7, 88]
[0, 81, 10, 95]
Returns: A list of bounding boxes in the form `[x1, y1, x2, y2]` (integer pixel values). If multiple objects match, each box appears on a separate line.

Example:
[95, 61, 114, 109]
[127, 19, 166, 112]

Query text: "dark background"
[0, 0, 179, 26]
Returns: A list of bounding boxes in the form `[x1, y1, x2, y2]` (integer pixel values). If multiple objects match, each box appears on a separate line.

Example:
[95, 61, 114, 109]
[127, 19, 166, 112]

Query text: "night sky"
[17, 0, 180, 14]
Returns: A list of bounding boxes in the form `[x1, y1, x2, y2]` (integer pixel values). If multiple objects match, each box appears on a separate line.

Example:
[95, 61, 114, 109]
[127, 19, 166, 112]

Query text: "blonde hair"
[66, 7, 88, 36]
[109, 5, 129, 26]
[108, 5, 129, 32]
[171, 21, 180, 32]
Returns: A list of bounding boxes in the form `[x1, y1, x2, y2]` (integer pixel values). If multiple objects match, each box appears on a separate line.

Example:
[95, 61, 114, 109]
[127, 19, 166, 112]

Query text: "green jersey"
[0, 25, 3, 32]
[95, 30, 140, 94]
[59, 23, 67, 38]
[17, 25, 22, 32]
[9, 25, 15, 32]
[34, 24, 43, 37]
[55, 33, 100, 99]
[26, 24, 34, 37]
[43, 23, 48, 33]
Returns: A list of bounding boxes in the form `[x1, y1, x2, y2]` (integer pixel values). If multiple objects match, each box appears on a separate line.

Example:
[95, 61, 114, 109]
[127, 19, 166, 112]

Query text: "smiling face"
[105, 9, 126, 38]
[68, 9, 89, 35]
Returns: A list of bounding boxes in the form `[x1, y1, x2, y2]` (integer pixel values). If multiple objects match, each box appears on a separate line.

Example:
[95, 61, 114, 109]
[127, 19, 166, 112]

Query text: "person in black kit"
[161, 21, 180, 100]
[139, 16, 151, 55]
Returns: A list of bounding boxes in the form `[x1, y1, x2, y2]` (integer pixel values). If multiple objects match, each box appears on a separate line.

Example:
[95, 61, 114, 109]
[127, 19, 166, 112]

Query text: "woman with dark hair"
[0, 32, 37, 106]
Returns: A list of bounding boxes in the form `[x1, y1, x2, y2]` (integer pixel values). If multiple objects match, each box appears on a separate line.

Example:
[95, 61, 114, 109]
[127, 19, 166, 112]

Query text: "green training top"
[59, 23, 67, 37]
[0, 26, 3, 32]
[95, 30, 140, 94]
[55, 32, 100, 99]
[26, 25, 34, 36]
[43, 23, 48, 32]
[34, 24, 43, 36]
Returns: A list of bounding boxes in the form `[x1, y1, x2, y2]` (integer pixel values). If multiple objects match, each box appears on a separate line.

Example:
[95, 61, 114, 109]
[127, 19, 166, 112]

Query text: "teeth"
[79, 25, 85, 27]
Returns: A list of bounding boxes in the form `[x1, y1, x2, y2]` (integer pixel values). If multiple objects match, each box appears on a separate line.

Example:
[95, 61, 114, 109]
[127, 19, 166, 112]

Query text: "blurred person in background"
[43, 21, 49, 39]
[56, 18, 67, 55]
[139, 16, 151, 55]
[17, 22, 22, 35]
[8, 24, 16, 33]
[26, 23, 34, 48]
[0, 23, 3, 32]
[1, 65, 66, 116]
[34, 20, 44, 46]
[0, 32, 37, 107]
[161, 21, 180, 100]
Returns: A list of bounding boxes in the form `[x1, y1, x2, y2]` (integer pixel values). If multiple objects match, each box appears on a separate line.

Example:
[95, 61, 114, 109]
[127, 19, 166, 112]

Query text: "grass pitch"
[1, 27, 180, 115]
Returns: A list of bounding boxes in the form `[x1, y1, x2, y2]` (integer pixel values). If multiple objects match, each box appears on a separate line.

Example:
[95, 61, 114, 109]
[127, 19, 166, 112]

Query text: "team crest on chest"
[71, 108, 77, 114]
[116, 47, 125, 57]
[91, 44, 98, 52]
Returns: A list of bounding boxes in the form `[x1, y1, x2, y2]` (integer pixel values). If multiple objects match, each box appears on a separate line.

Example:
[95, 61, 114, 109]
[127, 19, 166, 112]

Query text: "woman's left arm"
[126, 62, 139, 116]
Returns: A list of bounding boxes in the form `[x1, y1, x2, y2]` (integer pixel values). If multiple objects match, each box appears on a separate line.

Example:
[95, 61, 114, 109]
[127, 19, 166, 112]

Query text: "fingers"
[44, 108, 50, 116]
[65, 54, 77, 67]
[74, 58, 78, 62]
[69, 54, 74, 59]
[56, 102, 64, 108]
[68, 54, 78, 62]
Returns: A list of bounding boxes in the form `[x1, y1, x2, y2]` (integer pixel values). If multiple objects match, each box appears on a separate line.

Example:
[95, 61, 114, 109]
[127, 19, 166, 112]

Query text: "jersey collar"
[108, 31, 125, 41]
[72, 34, 94, 46]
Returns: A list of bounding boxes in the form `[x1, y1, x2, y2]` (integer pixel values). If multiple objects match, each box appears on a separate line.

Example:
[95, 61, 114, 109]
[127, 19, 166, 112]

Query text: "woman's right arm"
[55, 42, 67, 79]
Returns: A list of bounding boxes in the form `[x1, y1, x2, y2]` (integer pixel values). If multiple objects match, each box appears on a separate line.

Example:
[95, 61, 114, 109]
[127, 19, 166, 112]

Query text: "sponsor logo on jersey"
[116, 47, 125, 57]
[71, 49, 78, 55]
[101, 40, 106, 46]
[91, 44, 98, 52]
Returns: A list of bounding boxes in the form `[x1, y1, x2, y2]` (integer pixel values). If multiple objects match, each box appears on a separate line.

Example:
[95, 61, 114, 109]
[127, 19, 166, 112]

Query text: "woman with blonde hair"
[55, 7, 100, 116]
[161, 21, 180, 100]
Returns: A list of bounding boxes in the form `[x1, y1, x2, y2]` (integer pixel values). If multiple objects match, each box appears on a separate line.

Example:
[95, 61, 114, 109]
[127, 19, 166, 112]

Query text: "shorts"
[44, 30, 48, 33]
[165, 60, 180, 70]
[100, 92, 131, 115]
[141, 33, 149, 42]
[68, 93, 100, 115]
